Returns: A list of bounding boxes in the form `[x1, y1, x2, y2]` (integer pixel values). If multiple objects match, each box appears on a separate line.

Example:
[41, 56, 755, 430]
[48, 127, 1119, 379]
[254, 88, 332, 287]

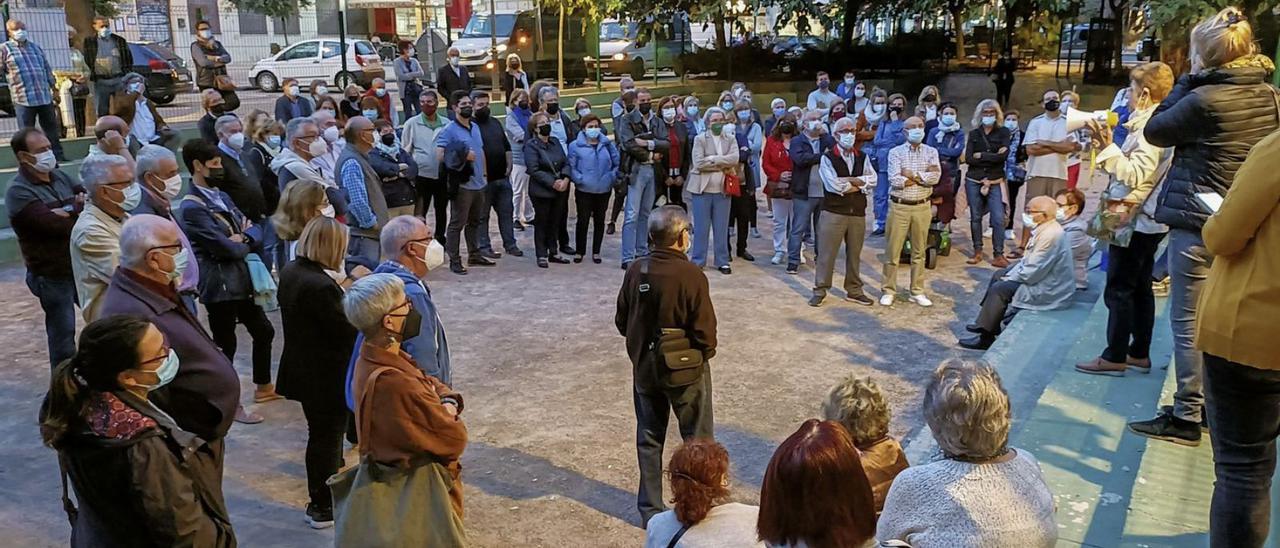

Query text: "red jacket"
[361, 88, 393, 121]
[762, 136, 794, 198]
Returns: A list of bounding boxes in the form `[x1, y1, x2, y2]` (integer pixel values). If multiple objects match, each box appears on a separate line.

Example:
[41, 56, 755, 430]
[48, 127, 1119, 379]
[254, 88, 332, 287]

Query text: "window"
[280, 41, 319, 61]
[238, 10, 269, 35]
[322, 41, 342, 58]
[355, 42, 375, 55]
[461, 14, 517, 39]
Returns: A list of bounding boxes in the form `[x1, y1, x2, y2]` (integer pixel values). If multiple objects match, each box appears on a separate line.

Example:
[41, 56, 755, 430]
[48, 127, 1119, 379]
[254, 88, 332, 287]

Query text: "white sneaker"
[771, 252, 783, 265]
[1004, 229, 1014, 241]
[800, 253, 807, 265]
[879, 293, 895, 306]
[909, 294, 934, 307]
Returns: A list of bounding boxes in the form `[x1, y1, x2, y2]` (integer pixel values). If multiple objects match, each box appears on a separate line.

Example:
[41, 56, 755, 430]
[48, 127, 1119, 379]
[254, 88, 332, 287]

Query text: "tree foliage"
[226, 0, 315, 21]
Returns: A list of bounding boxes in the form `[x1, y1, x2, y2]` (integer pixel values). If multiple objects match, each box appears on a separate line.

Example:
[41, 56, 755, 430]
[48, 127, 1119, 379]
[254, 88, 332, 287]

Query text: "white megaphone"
[1065, 107, 1119, 132]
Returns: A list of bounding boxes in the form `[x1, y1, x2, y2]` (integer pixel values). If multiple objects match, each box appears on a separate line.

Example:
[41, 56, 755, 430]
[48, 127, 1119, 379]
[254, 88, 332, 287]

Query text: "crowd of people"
[4, 4, 1280, 546]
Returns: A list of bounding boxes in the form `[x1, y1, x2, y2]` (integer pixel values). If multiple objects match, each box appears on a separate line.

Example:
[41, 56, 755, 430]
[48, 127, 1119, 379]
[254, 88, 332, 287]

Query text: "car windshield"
[600, 22, 634, 41]
[461, 14, 516, 38]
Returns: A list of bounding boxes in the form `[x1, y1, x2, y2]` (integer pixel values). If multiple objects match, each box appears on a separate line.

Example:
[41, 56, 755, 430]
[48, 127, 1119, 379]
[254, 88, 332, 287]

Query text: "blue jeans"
[258, 217, 284, 271]
[689, 192, 731, 268]
[621, 167, 656, 264]
[16, 103, 64, 158]
[1204, 353, 1280, 547]
[965, 178, 1006, 253]
[25, 272, 77, 367]
[873, 169, 891, 230]
[787, 196, 819, 266]
[1169, 228, 1213, 423]
[477, 178, 518, 253]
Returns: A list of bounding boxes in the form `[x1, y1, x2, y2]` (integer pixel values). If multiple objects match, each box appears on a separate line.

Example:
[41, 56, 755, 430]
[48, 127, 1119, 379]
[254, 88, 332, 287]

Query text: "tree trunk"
[558, 5, 565, 89]
[714, 12, 728, 77]
[840, 0, 859, 50]
[951, 7, 966, 60]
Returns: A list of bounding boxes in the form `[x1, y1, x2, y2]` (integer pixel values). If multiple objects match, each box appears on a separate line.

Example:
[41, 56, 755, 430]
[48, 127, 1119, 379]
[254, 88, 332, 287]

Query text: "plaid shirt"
[0, 40, 56, 107]
[887, 141, 941, 202]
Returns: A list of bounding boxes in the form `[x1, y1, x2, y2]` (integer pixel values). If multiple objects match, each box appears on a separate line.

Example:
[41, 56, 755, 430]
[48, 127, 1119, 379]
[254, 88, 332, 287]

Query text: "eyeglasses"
[140, 345, 172, 366]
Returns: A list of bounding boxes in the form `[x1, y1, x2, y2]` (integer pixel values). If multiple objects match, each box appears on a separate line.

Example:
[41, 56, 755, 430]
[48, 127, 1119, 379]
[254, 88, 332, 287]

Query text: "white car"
[251, 39, 385, 92]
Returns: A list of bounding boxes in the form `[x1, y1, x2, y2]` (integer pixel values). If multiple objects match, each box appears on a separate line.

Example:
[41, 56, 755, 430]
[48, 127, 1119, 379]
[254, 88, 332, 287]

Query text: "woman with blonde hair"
[273, 179, 332, 261]
[964, 98, 1012, 266]
[687, 106, 740, 274]
[822, 374, 910, 513]
[276, 216, 358, 527]
[916, 85, 941, 122]
[877, 360, 1056, 547]
[506, 88, 535, 228]
[1130, 6, 1279, 447]
[501, 52, 530, 99]
[643, 440, 762, 547]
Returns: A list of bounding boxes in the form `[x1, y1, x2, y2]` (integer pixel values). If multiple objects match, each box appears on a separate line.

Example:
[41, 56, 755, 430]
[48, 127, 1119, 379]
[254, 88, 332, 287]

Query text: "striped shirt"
[0, 39, 56, 107]
[886, 142, 941, 202]
[340, 158, 375, 229]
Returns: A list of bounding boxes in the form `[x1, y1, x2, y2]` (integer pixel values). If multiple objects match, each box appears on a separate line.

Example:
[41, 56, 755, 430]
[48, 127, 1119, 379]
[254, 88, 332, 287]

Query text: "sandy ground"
[0, 199, 994, 547]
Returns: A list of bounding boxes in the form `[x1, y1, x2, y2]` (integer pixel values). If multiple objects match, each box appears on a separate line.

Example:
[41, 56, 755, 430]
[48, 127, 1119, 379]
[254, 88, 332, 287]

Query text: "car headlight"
[485, 61, 495, 70]
[497, 44, 507, 53]
[612, 53, 626, 60]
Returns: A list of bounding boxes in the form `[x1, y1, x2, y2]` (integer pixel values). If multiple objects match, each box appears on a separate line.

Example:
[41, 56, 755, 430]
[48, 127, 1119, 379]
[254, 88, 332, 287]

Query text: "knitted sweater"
[644, 503, 764, 548]
[875, 448, 1057, 547]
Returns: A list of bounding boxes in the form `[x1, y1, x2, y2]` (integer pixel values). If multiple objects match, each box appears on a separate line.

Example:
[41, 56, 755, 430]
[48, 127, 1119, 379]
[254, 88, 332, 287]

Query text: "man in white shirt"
[1019, 89, 1078, 250]
[811, 117, 878, 307]
[882, 116, 940, 307]
[806, 71, 841, 115]
[115, 73, 178, 153]
[310, 109, 345, 181]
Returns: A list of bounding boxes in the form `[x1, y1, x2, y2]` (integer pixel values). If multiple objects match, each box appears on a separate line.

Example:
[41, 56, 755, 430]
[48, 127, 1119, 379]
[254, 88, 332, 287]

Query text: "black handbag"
[639, 258, 704, 389]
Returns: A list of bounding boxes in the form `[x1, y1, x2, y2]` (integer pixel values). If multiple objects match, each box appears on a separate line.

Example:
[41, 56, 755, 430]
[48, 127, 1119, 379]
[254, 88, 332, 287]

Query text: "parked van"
[450, 9, 590, 88]
[588, 15, 692, 78]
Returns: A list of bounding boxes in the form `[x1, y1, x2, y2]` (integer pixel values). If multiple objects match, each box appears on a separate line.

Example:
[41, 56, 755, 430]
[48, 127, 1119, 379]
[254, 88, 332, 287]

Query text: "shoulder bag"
[639, 258, 704, 389]
[666, 523, 691, 548]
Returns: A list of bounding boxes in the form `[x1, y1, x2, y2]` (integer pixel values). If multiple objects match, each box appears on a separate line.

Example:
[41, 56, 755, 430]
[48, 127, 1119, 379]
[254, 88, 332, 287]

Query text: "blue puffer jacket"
[871, 118, 906, 170]
[568, 131, 620, 194]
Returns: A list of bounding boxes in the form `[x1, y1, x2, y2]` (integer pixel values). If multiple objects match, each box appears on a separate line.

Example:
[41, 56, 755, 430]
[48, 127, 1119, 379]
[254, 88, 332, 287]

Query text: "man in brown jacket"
[614, 205, 717, 525]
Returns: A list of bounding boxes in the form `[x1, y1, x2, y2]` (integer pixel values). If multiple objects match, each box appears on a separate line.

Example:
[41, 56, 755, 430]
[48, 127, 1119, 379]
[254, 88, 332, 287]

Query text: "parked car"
[451, 9, 589, 88]
[771, 36, 823, 59]
[587, 15, 691, 78]
[128, 41, 193, 105]
[250, 39, 384, 92]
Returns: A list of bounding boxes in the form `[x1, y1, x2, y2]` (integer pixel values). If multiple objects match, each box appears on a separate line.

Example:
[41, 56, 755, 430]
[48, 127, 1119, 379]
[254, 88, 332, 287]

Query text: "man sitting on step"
[958, 196, 1076, 350]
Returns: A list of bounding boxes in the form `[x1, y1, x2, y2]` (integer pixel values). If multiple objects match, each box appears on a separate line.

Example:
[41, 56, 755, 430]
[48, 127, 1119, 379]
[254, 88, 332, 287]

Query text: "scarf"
[863, 106, 885, 124]
[934, 121, 961, 142]
[511, 106, 532, 134]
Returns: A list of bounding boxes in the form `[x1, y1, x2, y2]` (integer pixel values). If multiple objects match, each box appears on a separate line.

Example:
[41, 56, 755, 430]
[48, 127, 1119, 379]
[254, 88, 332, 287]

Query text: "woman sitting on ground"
[822, 374, 910, 514]
[876, 359, 1057, 547]
[40, 316, 235, 546]
[757, 419, 878, 548]
[644, 439, 763, 547]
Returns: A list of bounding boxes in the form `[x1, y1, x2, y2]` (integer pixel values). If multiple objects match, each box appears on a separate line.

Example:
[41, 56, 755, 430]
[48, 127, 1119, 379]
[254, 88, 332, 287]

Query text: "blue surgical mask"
[164, 248, 189, 283]
[907, 128, 925, 144]
[1004, 120, 1018, 131]
[773, 107, 786, 118]
[686, 105, 699, 117]
[982, 115, 996, 127]
[128, 82, 143, 94]
[136, 350, 180, 391]
[267, 134, 282, 148]
[584, 127, 601, 140]
[941, 114, 957, 126]
[12, 29, 28, 42]
[375, 88, 387, 97]
[362, 109, 379, 120]
[736, 110, 750, 121]
[98, 28, 111, 39]
[838, 133, 855, 148]
[721, 101, 733, 111]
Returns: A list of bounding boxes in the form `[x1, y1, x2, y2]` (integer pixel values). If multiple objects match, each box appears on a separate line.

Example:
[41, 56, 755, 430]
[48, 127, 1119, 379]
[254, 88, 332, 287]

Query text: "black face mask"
[538, 124, 552, 137]
[638, 103, 651, 115]
[205, 167, 225, 185]
[922, 93, 937, 103]
[459, 106, 473, 119]
[475, 106, 491, 121]
[210, 105, 227, 116]
[546, 102, 560, 115]
[399, 307, 422, 340]
[779, 121, 796, 134]
[517, 101, 530, 110]
[889, 105, 904, 114]
[1044, 100, 1060, 112]
[380, 133, 396, 146]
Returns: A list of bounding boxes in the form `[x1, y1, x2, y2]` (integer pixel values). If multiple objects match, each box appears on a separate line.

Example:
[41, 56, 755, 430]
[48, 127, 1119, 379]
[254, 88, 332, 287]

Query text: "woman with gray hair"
[686, 106, 740, 274]
[876, 359, 1057, 547]
[964, 98, 1012, 267]
[822, 374, 909, 513]
[343, 273, 468, 518]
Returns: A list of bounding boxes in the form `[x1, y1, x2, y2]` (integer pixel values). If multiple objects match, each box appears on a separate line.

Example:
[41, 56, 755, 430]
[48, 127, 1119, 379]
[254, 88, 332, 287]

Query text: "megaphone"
[1065, 108, 1120, 132]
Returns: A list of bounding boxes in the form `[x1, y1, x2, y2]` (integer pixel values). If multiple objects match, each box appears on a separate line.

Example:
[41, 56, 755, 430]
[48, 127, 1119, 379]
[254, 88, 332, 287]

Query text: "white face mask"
[854, 88, 866, 98]
[662, 107, 676, 122]
[323, 126, 340, 143]
[721, 123, 736, 136]
[805, 120, 822, 133]
[157, 173, 184, 200]
[227, 132, 246, 150]
[1022, 212, 1037, 227]
[316, 85, 329, 96]
[198, 29, 212, 40]
[413, 239, 446, 272]
[577, 107, 591, 118]
[30, 150, 57, 173]
[108, 182, 143, 211]
[872, 104, 886, 114]
[308, 137, 329, 158]
[1056, 208, 1070, 222]
[319, 204, 336, 218]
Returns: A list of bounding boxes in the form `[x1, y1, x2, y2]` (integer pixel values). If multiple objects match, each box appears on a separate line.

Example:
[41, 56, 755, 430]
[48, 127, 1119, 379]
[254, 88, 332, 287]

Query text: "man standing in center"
[337, 116, 391, 264]
[617, 88, 670, 269]
[881, 116, 940, 307]
[615, 205, 716, 526]
[472, 91, 521, 258]
[810, 117, 878, 307]
[436, 91, 492, 274]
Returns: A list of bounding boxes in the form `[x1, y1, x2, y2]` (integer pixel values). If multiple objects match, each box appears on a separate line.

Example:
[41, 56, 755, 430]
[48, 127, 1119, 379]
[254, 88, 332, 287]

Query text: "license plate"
[178, 74, 190, 82]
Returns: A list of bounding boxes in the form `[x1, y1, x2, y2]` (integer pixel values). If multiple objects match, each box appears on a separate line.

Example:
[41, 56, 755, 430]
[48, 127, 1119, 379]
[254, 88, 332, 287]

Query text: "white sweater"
[875, 448, 1057, 548]
[645, 503, 765, 548]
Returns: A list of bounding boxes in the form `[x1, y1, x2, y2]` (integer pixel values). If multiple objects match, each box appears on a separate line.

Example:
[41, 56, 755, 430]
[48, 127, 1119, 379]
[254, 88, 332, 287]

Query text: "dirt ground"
[0, 200, 996, 546]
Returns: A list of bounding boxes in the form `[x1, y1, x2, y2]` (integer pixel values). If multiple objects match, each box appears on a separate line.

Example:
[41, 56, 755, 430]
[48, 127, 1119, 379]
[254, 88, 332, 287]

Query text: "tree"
[1148, 0, 1279, 74]
[228, 0, 315, 44]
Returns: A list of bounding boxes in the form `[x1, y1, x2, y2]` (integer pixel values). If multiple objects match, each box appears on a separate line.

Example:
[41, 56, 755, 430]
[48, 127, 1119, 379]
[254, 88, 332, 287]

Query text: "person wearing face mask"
[243, 115, 285, 235]
[86, 115, 137, 173]
[359, 95, 384, 122]
[835, 70, 859, 103]
[925, 102, 964, 225]
[731, 99, 764, 250]
[189, 20, 238, 111]
[852, 82, 871, 114]
[436, 92, 494, 273]
[1056, 90, 1089, 189]
[1018, 89, 1077, 257]
[102, 213, 245, 437]
[110, 72, 178, 153]
[807, 71, 840, 114]
[39, 315, 236, 547]
[687, 107, 741, 274]
[368, 119, 420, 223]
[340, 84, 365, 121]
[1074, 62, 1174, 378]
[308, 79, 330, 110]
[617, 87, 671, 268]
[83, 16, 133, 120]
[501, 53, 530, 101]
[870, 93, 909, 235]
[309, 109, 346, 180]
[763, 97, 788, 135]
[963, 99, 1013, 267]
[880, 116, 941, 307]
[71, 154, 135, 323]
[130, 145, 201, 309]
[856, 89, 886, 151]
[1002, 111, 1027, 239]
[762, 113, 798, 265]
[274, 77, 315, 124]
[362, 78, 395, 123]
[212, 114, 269, 225]
[470, 92, 522, 259]
[178, 140, 279, 417]
[7, 127, 85, 367]
[275, 216, 360, 528]
[958, 196, 1075, 350]
[394, 42, 425, 118]
[273, 116, 348, 222]
[916, 85, 941, 122]
[682, 96, 705, 136]
[810, 117, 879, 307]
[340, 273, 468, 536]
[503, 89, 536, 231]
[612, 76, 637, 119]
[784, 110, 836, 275]
[615, 205, 717, 524]
[657, 95, 691, 210]
[436, 46, 473, 112]
[524, 112, 573, 268]
[1, 19, 67, 161]
[198, 89, 230, 145]
[573, 97, 595, 131]
[568, 114, 621, 263]
[1053, 188, 1092, 290]
[337, 116, 394, 266]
